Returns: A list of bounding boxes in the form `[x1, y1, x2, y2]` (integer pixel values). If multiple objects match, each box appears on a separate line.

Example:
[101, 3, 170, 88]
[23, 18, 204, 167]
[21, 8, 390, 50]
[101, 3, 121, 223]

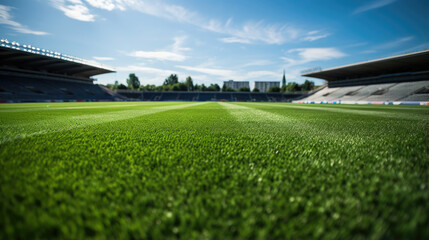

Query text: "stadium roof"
[302, 49, 429, 81]
[0, 39, 115, 78]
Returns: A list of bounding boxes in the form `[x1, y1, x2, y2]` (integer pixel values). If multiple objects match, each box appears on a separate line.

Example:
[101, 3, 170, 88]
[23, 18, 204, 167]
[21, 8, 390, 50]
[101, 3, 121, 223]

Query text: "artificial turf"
[0, 102, 428, 239]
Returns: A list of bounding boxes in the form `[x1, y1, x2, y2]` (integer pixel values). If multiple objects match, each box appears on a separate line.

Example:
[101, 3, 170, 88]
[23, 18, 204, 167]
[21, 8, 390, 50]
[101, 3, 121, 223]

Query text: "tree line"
[106, 73, 316, 93]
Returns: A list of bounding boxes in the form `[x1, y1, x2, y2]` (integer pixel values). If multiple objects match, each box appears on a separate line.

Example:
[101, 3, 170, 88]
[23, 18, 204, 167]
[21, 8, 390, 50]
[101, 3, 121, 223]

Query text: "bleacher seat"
[0, 75, 114, 102]
[301, 80, 429, 102]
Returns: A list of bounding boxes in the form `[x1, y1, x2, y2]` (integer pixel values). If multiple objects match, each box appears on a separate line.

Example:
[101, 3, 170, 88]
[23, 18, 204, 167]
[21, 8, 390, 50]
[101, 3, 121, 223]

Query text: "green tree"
[185, 76, 194, 91]
[285, 82, 301, 92]
[238, 87, 250, 92]
[139, 84, 157, 91]
[267, 86, 281, 92]
[194, 84, 200, 91]
[171, 84, 180, 91]
[171, 83, 188, 91]
[252, 88, 260, 92]
[207, 84, 220, 91]
[126, 73, 140, 89]
[164, 74, 179, 85]
[162, 84, 171, 91]
[117, 84, 127, 90]
[301, 80, 315, 91]
[196, 84, 207, 91]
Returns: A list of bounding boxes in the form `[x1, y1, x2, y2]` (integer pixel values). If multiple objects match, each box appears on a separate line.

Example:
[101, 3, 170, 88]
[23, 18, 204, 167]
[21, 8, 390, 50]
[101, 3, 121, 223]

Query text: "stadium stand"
[340, 84, 393, 102]
[251, 93, 269, 102]
[216, 92, 234, 101]
[115, 91, 305, 102]
[298, 50, 429, 105]
[0, 39, 117, 103]
[401, 86, 429, 101]
[366, 81, 429, 102]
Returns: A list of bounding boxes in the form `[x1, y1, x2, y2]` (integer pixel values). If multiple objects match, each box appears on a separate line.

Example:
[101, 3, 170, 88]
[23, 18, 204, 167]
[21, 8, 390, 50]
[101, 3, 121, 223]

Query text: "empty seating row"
[301, 80, 429, 102]
[0, 76, 114, 102]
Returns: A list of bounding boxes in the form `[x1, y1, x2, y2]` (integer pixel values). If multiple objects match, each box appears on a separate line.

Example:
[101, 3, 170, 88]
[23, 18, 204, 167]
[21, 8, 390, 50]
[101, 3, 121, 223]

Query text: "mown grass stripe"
[219, 102, 364, 142]
[244, 102, 425, 121]
[0, 102, 427, 239]
[0, 102, 207, 144]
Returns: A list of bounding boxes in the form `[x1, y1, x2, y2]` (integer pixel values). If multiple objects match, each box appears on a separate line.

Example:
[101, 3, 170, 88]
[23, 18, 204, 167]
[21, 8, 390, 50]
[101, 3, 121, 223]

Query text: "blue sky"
[0, 0, 428, 87]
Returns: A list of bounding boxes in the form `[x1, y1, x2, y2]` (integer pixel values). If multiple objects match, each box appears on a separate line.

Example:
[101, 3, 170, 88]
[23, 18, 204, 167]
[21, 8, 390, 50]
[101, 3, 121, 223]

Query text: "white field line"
[0, 102, 207, 145]
[243, 103, 425, 121]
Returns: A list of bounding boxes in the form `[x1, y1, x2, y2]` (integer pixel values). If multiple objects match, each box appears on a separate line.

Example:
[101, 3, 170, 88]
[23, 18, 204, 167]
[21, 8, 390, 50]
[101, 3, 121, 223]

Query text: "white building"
[223, 80, 250, 90]
[254, 81, 280, 92]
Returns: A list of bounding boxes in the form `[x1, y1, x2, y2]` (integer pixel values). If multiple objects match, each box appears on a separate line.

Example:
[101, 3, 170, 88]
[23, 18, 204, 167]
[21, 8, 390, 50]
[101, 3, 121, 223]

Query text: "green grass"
[1, 102, 428, 239]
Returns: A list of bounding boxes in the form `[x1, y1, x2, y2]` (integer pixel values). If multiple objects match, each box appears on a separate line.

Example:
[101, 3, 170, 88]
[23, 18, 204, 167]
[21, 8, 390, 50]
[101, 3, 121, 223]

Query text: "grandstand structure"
[298, 50, 429, 105]
[0, 39, 119, 103]
[116, 90, 305, 102]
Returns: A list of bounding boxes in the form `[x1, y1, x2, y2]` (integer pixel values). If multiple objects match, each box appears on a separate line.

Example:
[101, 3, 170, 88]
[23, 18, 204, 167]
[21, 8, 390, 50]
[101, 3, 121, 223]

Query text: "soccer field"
[1, 102, 428, 239]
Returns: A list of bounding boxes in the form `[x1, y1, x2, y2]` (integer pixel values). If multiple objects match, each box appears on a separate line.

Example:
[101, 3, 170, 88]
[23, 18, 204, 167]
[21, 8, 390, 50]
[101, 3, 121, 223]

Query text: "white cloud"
[303, 34, 329, 42]
[84, 0, 120, 11]
[220, 37, 251, 44]
[302, 30, 329, 41]
[116, 65, 174, 74]
[0, 5, 48, 35]
[127, 51, 186, 62]
[176, 65, 282, 82]
[211, 20, 300, 44]
[307, 30, 320, 35]
[93, 56, 115, 61]
[51, 0, 96, 22]
[398, 42, 429, 54]
[241, 60, 273, 67]
[362, 36, 414, 54]
[376, 36, 414, 49]
[122, 1, 301, 44]
[353, 0, 397, 14]
[176, 65, 234, 77]
[125, 36, 190, 62]
[283, 48, 346, 66]
[172, 36, 191, 52]
[246, 71, 278, 78]
[50, 0, 315, 45]
[114, 0, 199, 24]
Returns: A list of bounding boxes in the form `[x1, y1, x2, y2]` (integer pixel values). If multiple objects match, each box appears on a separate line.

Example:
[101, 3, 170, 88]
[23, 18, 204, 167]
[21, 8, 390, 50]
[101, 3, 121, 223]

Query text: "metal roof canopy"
[302, 49, 429, 81]
[0, 46, 115, 79]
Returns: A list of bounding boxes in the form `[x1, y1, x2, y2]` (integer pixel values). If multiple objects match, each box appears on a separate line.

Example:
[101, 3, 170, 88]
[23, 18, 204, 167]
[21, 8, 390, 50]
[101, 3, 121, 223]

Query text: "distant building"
[223, 80, 249, 90]
[254, 81, 280, 92]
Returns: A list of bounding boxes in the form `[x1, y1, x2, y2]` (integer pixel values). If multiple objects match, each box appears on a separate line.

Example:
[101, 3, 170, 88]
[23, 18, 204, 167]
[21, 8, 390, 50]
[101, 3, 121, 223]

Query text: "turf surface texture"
[1, 102, 428, 239]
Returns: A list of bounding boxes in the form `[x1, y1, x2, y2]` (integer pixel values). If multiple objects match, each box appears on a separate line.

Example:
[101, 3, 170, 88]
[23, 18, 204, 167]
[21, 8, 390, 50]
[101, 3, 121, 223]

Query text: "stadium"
[0, 39, 305, 103]
[2, 38, 428, 105]
[1, 1, 428, 239]
[297, 50, 429, 105]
